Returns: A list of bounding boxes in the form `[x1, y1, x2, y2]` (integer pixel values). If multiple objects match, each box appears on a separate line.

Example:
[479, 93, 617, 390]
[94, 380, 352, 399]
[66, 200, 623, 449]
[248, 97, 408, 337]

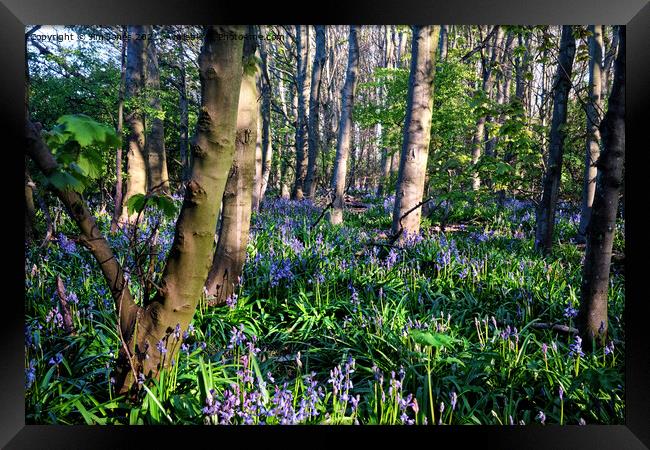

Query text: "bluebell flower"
[569, 335, 584, 358]
[156, 339, 167, 355]
[563, 303, 578, 319]
[25, 360, 36, 388]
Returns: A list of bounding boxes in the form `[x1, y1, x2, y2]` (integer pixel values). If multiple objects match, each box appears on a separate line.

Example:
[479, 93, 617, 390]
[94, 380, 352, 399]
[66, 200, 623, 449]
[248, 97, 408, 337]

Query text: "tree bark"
[120, 26, 148, 223]
[178, 38, 191, 183]
[439, 25, 448, 61]
[258, 37, 273, 204]
[115, 25, 244, 392]
[329, 26, 360, 225]
[252, 94, 263, 212]
[534, 26, 576, 254]
[577, 26, 625, 347]
[205, 35, 258, 305]
[144, 29, 170, 194]
[291, 25, 311, 200]
[25, 165, 37, 244]
[486, 31, 514, 159]
[471, 26, 504, 190]
[602, 26, 619, 100]
[304, 25, 327, 199]
[111, 27, 127, 232]
[577, 25, 604, 243]
[391, 26, 440, 240]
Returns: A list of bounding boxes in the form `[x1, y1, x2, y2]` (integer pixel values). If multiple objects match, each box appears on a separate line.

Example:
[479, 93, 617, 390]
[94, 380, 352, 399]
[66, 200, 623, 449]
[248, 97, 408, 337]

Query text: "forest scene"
[24, 24, 625, 425]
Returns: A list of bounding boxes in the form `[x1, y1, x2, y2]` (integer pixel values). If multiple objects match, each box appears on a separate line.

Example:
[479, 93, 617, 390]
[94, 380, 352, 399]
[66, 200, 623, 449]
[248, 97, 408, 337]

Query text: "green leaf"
[409, 330, 455, 348]
[152, 194, 177, 219]
[48, 170, 85, 193]
[126, 193, 147, 217]
[57, 114, 119, 148]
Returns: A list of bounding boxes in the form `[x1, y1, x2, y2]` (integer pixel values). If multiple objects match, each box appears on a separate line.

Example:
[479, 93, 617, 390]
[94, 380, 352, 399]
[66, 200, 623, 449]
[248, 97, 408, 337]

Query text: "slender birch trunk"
[391, 26, 440, 240]
[111, 27, 127, 232]
[577, 25, 604, 242]
[534, 26, 576, 254]
[305, 25, 326, 199]
[144, 29, 170, 194]
[120, 26, 148, 223]
[292, 25, 310, 200]
[329, 26, 360, 225]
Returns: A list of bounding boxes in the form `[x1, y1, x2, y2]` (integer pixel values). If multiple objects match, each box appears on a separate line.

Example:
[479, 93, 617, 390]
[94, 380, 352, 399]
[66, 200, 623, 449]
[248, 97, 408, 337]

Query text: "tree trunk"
[292, 25, 311, 200]
[486, 31, 514, 159]
[205, 35, 258, 305]
[471, 26, 504, 190]
[377, 26, 392, 196]
[252, 96, 263, 212]
[144, 29, 170, 194]
[439, 25, 448, 61]
[115, 25, 244, 392]
[601, 26, 619, 100]
[577, 26, 624, 347]
[259, 37, 273, 204]
[120, 26, 148, 223]
[304, 25, 326, 199]
[391, 26, 440, 240]
[178, 38, 190, 183]
[329, 26, 360, 225]
[577, 25, 604, 243]
[534, 26, 576, 254]
[25, 165, 37, 244]
[111, 27, 127, 232]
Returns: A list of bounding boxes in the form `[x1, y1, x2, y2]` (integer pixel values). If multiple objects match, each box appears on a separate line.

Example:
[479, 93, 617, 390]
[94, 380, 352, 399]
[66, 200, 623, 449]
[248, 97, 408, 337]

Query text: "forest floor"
[24, 193, 625, 425]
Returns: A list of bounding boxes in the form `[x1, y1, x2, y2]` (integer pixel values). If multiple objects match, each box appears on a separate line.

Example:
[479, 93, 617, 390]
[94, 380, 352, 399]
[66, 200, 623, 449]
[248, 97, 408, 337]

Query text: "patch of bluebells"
[269, 258, 294, 288]
[383, 195, 395, 214]
[58, 233, 77, 254]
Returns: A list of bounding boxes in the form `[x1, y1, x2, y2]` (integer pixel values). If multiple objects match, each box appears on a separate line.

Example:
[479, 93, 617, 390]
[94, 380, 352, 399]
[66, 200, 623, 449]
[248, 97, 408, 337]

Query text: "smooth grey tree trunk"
[391, 25, 440, 240]
[144, 29, 170, 194]
[534, 26, 576, 254]
[486, 31, 514, 158]
[120, 26, 148, 223]
[471, 26, 504, 190]
[305, 25, 327, 199]
[259, 37, 273, 204]
[178, 37, 190, 182]
[291, 25, 311, 200]
[439, 25, 448, 61]
[577, 26, 624, 347]
[111, 27, 127, 232]
[577, 25, 604, 243]
[329, 26, 360, 225]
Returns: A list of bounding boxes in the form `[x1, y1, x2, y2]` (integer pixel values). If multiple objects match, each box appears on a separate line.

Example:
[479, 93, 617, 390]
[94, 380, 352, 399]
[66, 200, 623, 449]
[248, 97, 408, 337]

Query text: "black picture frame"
[4, 0, 649, 447]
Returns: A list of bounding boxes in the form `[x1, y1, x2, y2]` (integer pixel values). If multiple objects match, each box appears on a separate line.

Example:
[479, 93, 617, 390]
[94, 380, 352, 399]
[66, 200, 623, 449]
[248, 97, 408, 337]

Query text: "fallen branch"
[530, 322, 578, 335]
